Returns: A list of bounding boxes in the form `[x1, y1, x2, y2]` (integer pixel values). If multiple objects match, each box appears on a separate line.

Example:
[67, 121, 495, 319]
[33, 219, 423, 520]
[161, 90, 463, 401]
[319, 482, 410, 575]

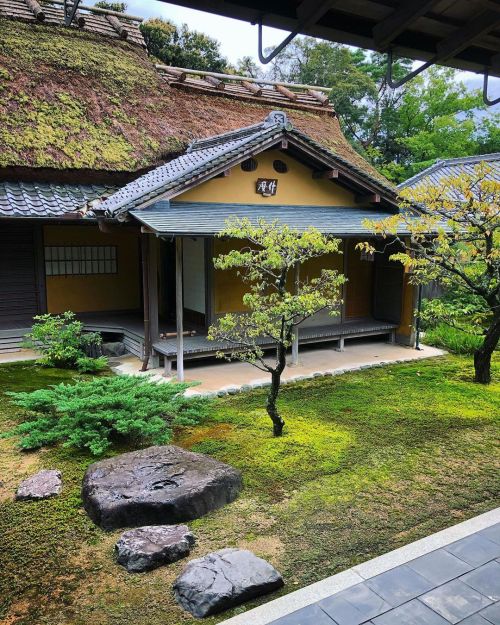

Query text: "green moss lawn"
[1, 354, 499, 625]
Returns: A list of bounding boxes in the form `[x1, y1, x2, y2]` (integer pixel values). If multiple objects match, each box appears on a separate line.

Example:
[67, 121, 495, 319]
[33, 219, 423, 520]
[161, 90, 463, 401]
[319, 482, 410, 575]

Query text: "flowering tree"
[359, 163, 499, 383]
[208, 218, 345, 436]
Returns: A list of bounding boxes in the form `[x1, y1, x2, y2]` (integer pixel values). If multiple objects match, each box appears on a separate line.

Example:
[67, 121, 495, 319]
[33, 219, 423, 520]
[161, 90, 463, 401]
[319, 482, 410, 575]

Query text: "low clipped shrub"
[424, 324, 486, 354]
[23, 311, 104, 370]
[5, 375, 209, 455]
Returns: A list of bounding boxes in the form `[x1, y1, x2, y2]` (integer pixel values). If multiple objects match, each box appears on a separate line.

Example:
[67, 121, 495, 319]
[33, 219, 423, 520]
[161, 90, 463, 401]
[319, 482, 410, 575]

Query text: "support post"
[140, 234, 151, 372]
[291, 262, 300, 366]
[336, 336, 345, 352]
[164, 357, 172, 377]
[175, 237, 184, 382]
[148, 236, 160, 368]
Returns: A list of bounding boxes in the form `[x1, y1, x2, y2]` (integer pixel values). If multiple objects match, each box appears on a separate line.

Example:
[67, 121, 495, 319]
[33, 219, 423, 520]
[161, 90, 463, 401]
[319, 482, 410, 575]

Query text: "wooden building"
[0, 2, 417, 374]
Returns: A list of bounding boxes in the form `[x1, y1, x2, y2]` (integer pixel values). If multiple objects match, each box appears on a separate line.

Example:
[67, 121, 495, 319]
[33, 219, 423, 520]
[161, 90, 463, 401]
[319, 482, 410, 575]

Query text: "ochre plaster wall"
[44, 225, 141, 313]
[176, 149, 358, 206]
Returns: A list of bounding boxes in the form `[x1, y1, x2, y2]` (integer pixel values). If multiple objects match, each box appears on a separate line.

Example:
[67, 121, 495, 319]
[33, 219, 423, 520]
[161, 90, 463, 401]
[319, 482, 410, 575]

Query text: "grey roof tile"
[399, 153, 500, 190]
[0, 181, 118, 218]
[130, 201, 406, 236]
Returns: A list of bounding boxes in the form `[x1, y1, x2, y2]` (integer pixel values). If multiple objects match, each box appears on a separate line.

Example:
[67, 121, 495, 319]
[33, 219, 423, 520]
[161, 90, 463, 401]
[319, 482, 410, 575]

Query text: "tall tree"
[361, 163, 500, 383]
[208, 218, 345, 436]
[266, 37, 499, 183]
[140, 18, 228, 73]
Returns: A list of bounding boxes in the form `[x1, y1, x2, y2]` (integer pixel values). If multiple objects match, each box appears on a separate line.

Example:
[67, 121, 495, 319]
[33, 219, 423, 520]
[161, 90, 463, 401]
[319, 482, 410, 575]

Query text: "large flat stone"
[15, 469, 62, 501]
[82, 445, 242, 530]
[173, 548, 284, 618]
[115, 524, 195, 572]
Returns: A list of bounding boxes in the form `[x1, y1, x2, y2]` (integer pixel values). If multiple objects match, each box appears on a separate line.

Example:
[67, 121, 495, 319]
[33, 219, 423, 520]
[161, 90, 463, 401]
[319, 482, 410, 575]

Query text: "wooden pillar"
[291, 262, 300, 366]
[175, 237, 184, 382]
[140, 234, 151, 371]
[148, 236, 160, 368]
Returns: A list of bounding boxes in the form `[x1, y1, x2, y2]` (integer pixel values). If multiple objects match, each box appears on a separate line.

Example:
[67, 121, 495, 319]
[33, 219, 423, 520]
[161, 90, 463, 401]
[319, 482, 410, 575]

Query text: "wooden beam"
[436, 9, 500, 61]
[307, 88, 330, 106]
[106, 14, 128, 39]
[356, 193, 381, 204]
[373, 0, 440, 50]
[296, 0, 340, 27]
[175, 237, 184, 382]
[275, 84, 298, 101]
[291, 262, 300, 366]
[24, 0, 45, 21]
[241, 80, 262, 96]
[205, 75, 225, 90]
[312, 169, 339, 179]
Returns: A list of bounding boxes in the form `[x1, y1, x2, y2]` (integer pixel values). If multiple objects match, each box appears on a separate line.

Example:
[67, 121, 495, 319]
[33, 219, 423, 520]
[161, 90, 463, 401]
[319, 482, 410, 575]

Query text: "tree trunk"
[474, 314, 500, 384]
[266, 342, 287, 436]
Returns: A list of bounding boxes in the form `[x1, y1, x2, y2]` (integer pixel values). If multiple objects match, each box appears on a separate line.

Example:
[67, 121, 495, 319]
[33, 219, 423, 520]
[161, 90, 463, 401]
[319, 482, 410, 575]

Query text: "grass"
[424, 323, 490, 354]
[0, 355, 499, 625]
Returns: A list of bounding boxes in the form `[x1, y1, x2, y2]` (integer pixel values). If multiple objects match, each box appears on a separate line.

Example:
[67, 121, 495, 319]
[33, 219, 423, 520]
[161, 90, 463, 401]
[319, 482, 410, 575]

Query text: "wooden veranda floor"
[0, 311, 397, 360]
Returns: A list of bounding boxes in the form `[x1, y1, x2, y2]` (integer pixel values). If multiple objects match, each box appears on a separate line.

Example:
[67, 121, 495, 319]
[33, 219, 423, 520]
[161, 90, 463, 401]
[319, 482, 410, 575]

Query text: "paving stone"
[15, 469, 62, 500]
[461, 561, 500, 601]
[445, 535, 500, 567]
[459, 615, 492, 624]
[480, 601, 500, 625]
[420, 579, 492, 623]
[479, 523, 500, 546]
[319, 583, 391, 624]
[371, 599, 450, 625]
[270, 603, 336, 624]
[407, 548, 472, 585]
[365, 565, 434, 607]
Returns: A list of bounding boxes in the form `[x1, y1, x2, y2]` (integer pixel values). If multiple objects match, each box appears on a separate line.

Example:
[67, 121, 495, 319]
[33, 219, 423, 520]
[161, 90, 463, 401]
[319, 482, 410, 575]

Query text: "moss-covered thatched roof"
[0, 18, 388, 185]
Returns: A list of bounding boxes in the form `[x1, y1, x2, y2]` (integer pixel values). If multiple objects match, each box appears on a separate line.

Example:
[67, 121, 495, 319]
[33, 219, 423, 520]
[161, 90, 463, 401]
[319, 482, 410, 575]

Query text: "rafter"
[436, 9, 500, 60]
[373, 0, 440, 50]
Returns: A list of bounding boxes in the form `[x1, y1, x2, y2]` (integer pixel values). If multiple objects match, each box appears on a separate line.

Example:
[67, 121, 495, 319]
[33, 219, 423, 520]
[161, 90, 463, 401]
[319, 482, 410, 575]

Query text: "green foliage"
[140, 18, 228, 72]
[363, 164, 500, 382]
[76, 355, 108, 373]
[24, 312, 104, 370]
[0, 356, 499, 624]
[425, 324, 487, 354]
[266, 37, 499, 182]
[5, 375, 208, 455]
[94, 0, 127, 11]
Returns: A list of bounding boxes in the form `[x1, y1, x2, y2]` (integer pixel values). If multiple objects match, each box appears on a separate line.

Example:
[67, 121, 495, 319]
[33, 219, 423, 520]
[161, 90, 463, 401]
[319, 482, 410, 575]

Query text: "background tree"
[94, 1, 126, 12]
[140, 18, 228, 72]
[208, 218, 345, 436]
[360, 163, 499, 383]
[265, 37, 499, 183]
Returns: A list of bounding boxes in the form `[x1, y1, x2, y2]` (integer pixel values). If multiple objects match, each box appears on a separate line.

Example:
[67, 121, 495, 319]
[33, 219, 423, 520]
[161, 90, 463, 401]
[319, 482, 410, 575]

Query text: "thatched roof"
[0, 16, 389, 187]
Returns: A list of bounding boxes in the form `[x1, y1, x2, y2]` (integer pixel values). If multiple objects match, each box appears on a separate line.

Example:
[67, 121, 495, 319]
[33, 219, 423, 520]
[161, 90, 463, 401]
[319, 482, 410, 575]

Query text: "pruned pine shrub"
[6, 375, 209, 455]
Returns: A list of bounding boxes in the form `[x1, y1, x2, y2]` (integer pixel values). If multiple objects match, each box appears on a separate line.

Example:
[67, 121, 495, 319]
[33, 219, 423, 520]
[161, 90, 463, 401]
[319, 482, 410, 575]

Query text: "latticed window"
[45, 246, 118, 276]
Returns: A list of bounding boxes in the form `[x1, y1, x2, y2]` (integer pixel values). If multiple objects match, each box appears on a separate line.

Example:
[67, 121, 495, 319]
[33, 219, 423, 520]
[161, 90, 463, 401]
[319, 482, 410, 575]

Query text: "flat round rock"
[15, 469, 62, 501]
[82, 445, 242, 530]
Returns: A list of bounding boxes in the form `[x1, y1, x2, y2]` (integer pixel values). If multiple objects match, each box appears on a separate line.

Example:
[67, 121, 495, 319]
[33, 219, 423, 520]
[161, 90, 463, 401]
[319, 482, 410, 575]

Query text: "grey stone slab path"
[271, 523, 500, 625]
[220, 508, 500, 625]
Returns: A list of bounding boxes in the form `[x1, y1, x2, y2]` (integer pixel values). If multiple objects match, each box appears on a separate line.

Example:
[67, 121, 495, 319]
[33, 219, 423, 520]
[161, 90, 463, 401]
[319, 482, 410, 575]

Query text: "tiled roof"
[99, 112, 397, 217]
[157, 66, 333, 113]
[99, 113, 289, 216]
[0, 181, 118, 218]
[131, 201, 408, 236]
[399, 153, 500, 189]
[0, 0, 145, 47]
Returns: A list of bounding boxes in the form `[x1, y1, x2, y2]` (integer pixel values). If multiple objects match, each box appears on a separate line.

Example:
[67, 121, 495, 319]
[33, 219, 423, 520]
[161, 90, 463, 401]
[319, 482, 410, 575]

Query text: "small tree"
[360, 163, 499, 383]
[207, 218, 345, 436]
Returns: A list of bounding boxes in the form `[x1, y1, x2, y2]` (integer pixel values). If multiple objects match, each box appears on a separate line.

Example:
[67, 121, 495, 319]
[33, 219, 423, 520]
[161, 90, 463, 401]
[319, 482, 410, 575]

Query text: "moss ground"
[0, 355, 499, 625]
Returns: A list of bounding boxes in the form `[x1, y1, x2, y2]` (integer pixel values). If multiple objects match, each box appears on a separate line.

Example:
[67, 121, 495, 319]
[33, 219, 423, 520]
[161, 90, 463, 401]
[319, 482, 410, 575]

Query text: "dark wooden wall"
[0, 222, 46, 328]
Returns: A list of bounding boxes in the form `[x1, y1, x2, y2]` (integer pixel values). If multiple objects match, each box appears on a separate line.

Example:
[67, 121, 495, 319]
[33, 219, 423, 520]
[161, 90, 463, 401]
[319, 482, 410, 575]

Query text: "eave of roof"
[131, 201, 407, 237]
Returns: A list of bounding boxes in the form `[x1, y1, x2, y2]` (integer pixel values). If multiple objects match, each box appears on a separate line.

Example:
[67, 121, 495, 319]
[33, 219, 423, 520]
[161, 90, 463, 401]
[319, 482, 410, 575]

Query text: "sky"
[121, 0, 499, 100]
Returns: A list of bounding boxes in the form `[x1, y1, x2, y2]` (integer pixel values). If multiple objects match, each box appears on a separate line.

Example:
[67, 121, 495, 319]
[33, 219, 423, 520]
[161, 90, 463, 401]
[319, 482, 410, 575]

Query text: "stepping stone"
[115, 524, 195, 572]
[15, 469, 62, 501]
[173, 548, 284, 617]
[82, 445, 242, 530]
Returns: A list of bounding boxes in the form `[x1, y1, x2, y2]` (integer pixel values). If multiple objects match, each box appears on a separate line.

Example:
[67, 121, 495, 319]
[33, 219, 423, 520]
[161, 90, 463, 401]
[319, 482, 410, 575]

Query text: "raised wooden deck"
[0, 313, 397, 360]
